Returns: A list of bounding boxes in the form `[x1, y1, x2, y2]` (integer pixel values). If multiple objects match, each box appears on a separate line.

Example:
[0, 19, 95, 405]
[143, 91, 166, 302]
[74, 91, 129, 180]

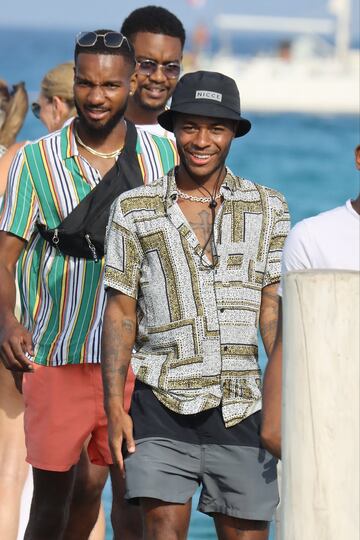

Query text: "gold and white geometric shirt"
[104, 168, 290, 427]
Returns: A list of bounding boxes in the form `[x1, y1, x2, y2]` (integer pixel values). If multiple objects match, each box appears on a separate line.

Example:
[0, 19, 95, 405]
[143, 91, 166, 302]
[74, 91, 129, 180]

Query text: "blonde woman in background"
[30, 61, 76, 131]
[0, 63, 106, 540]
[0, 63, 76, 196]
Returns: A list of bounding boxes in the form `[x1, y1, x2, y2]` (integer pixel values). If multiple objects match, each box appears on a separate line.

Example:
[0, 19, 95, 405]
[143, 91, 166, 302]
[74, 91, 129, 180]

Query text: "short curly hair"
[121, 6, 185, 49]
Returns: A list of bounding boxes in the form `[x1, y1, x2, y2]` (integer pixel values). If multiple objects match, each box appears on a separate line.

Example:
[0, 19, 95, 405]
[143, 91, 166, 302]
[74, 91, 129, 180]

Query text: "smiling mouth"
[144, 86, 167, 97]
[187, 152, 214, 165]
[192, 153, 211, 160]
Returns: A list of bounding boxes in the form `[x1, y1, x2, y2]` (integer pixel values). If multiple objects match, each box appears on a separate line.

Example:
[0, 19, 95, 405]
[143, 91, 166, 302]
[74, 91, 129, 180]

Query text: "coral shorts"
[23, 363, 135, 472]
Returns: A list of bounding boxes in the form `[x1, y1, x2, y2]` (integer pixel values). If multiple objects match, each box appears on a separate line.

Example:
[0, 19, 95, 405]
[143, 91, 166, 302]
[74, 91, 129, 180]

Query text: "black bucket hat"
[158, 70, 251, 138]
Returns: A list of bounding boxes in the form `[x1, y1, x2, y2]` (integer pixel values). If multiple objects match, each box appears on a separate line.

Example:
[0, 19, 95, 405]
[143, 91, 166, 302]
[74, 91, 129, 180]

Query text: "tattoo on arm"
[122, 319, 135, 333]
[101, 313, 136, 403]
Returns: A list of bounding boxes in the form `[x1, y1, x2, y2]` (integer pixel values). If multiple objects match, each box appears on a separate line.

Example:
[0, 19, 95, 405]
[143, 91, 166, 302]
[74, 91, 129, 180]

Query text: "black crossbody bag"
[37, 121, 143, 261]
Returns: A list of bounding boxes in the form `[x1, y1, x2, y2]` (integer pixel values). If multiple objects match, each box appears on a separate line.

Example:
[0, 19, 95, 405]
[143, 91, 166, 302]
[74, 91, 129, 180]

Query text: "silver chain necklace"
[176, 189, 222, 204]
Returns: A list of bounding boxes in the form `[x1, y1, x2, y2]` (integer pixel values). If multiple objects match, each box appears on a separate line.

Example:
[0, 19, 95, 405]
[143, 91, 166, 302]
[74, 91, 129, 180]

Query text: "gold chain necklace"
[176, 189, 222, 204]
[75, 128, 125, 159]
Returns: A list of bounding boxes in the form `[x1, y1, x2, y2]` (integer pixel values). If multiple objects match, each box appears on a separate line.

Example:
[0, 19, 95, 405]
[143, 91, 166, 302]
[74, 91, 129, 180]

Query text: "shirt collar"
[221, 168, 238, 196]
[163, 166, 238, 208]
[60, 118, 78, 160]
[163, 168, 178, 207]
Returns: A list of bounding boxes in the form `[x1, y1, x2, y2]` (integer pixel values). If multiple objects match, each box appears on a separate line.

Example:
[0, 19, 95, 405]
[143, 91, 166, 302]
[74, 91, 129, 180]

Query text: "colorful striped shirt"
[0, 120, 178, 366]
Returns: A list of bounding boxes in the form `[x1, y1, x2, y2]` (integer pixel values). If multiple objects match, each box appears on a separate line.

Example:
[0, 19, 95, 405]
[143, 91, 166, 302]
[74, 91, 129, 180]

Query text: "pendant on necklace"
[209, 199, 217, 209]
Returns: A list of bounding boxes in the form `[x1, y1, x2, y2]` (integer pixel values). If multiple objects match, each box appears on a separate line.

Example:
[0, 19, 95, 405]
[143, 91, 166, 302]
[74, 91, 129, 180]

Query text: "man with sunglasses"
[121, 6, 185, 137]
[0, 30, 177, 540]
[102, 71, 290, 540]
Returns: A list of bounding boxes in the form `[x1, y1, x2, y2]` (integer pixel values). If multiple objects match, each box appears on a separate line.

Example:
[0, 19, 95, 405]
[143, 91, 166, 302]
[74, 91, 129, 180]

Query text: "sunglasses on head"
[76, 31, 131, 51]
[136, 59, 181, 79]
[31, 102, 41, 119]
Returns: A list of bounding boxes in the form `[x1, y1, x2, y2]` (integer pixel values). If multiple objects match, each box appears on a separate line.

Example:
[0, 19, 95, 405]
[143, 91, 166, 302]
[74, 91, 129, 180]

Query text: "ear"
[355, 145, 360, 170]
[52, 95, 63, 114]
[52, 95, 69, 125]
[129, 72, 137, 97]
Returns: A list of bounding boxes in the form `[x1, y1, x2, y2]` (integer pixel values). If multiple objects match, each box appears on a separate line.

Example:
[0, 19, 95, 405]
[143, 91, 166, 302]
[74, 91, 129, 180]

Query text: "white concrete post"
[281, 270, 359, 540]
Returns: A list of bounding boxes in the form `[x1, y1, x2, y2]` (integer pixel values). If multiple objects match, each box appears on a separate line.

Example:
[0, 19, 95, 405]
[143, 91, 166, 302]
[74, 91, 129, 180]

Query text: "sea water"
[1, 26, 359, 540]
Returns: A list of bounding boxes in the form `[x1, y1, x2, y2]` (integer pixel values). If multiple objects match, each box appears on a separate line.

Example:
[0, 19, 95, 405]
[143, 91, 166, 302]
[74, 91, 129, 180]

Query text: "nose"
[192, 128, 211, 149]
[149, 64, 167, 83]
[87, 84, 106, 105]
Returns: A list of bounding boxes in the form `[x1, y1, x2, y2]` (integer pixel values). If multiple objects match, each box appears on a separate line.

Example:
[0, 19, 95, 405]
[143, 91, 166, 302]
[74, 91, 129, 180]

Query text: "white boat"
[197, 0, 359, 114]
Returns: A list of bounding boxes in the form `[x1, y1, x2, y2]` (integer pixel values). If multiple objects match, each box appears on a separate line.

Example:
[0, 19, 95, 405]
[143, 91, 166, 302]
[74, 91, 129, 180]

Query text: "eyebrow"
[75, 76, 123, 85]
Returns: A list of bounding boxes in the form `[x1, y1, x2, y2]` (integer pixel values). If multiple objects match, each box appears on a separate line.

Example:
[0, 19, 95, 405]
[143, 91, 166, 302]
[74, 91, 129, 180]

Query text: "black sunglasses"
[31, 102, 41, 119]
[76, 31, 131, 51]
[136, 59, 181, 80]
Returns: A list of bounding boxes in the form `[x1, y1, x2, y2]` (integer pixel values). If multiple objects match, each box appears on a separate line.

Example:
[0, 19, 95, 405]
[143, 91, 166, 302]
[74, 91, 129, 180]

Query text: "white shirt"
[279, 200, 360, 294]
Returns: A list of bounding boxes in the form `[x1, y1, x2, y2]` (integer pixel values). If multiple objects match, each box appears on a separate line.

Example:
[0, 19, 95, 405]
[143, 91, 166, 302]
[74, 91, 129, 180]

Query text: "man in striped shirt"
[0, 30, 177, 539]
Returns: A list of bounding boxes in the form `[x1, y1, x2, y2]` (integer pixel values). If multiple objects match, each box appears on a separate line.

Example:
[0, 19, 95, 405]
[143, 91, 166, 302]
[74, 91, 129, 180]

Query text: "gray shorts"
[124, 382, 279, 521]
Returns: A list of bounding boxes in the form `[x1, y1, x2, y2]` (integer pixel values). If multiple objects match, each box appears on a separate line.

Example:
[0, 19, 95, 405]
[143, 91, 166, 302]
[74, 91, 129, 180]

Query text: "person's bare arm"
[101, 289, 137, 476]
[0, 231, 34, 372]
[259, 283, 280, 358]
[260, 286, 283, 459]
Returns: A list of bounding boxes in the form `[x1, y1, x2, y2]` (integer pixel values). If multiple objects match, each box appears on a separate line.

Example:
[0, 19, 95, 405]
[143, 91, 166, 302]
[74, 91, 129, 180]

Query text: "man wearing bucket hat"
[102, 71, 290, 539]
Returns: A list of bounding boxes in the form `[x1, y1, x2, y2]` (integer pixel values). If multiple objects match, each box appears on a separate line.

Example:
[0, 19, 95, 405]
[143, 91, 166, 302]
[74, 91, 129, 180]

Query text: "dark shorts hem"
[198, 501, 275, 522]
[125, 490, 195, 505]
[125, 491, 192, 504]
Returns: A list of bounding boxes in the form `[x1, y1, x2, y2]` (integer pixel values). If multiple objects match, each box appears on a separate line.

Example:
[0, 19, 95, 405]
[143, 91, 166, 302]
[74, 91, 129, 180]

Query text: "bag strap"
[56, 120, 143, 230]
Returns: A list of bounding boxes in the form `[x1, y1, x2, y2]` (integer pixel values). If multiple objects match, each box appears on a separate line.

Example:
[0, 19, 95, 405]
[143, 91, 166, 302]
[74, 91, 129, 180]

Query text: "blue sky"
[1, 0, 359, 39]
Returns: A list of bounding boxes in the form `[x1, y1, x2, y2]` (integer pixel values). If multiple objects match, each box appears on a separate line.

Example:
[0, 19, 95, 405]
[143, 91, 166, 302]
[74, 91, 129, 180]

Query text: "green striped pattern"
[0, 121, 178, 366]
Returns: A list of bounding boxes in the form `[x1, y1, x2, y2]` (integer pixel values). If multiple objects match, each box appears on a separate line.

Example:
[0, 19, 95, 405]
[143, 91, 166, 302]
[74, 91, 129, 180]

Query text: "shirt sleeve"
[0, 146, 39, 241]
[278, 220, 313, 296]
[104, 198, 144, 299]
[263, 193, 291, 288]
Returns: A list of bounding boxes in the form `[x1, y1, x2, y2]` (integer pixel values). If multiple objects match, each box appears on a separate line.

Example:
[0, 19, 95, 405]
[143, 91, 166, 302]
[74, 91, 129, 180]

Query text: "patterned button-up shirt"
[104, 168, 290, 427]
